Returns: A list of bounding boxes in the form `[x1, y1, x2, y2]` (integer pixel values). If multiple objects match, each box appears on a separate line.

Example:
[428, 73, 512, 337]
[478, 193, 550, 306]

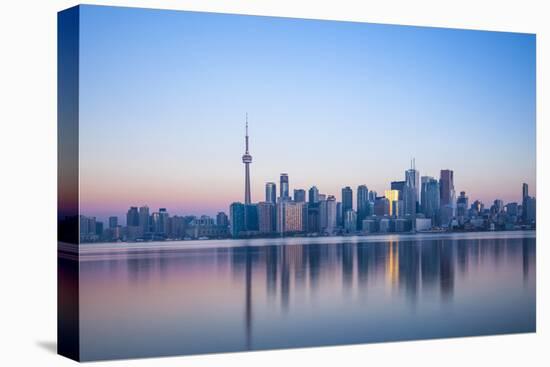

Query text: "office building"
[230, 202, 246, 238]
[456, 191, 469, 219]
[244, 204, 259, 231]
[126, 206, 139, 227]
[374, 197, 390, 216]
[265, 182, 277, 204]
[344, 210, 357, 233]
[280, 173, 289, 200]
[357, 185, 369, 228]
[216, 212, 229, 227]
[277, 200, 306, 234]
[385, 189, 400, 217]
[308, 186, 319, 204]
[294, 189, 306, 202]
[108, 216, 118, 229]
[420, 176, 440, 225]
[258, 202, 276, 234]
[138, 206, 149, 234]
[341, 186, 353, 215]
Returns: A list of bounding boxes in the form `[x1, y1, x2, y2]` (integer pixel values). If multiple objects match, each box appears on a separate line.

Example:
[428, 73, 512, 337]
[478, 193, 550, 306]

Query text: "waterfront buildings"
[78, 127, 536, 243]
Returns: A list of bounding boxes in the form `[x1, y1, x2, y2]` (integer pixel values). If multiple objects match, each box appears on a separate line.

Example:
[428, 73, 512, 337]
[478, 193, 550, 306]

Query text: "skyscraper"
[230, 202, 246, 238]
[258, 202, 276, 234]
[159, 208, 169, 235]
[341, 186, 353, 215]
[368, 190, 377, 202]
[344, 210, 357, 233]
[280, 173, 289, 200]
[385, 189, 401, 217]
[440, 169, 455, 207]
[308, 186, 319, 204]
[245, 204, 259, 231]
[138, 206, 149, 234]
[126, 206, 139, 227]
[521, 183, 536, 224]
[492, 199, 504, 214]
[374, 197, 390, 216]
[277, 200, 306, 234]
[150, 212, 160, 234]
[307, 203, 320, 233]
[294, 189, 306, 202]
[318, 197, 328, 232]
[391, 181, 405, 197]
[336, 202, 343, 227]
[326, 195, 337, 234]
[471, 200, 483, 216]
[216, 212, 229, 227]
[108, 216, 118, 229]
[404, 160, 419, 215]
[242, 114, 253, 205]
[421, 176, 440, 225]
[357, 185, 369, 228]
[265, 182, 277, 204]
[456, 191, 469, 222]
[439, 169, 455, 226]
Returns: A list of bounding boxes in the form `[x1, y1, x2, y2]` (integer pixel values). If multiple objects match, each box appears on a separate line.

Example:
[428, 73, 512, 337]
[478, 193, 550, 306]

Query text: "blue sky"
[77, 5, 536, 220]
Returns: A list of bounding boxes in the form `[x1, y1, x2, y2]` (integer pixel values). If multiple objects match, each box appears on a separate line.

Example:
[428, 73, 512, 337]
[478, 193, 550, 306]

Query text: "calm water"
[71, 231, 535, 361]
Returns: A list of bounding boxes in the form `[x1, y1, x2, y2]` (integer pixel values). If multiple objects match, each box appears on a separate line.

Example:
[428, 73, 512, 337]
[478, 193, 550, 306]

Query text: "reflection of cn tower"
[242, 113, 252, 204]
[245, 247, 252, 349]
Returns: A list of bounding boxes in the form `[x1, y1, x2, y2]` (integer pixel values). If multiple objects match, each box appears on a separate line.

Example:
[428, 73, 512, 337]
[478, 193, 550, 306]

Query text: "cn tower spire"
[245, 112, 249, 153]
[242, 113, 253, 205]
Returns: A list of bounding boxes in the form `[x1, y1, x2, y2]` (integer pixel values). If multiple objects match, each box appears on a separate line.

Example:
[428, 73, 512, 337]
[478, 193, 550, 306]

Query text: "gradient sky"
[78, 5, 536, 223]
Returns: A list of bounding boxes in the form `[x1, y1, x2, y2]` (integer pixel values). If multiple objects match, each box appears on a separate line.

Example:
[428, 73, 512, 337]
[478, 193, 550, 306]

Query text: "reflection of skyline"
[73, 234, 536, 360]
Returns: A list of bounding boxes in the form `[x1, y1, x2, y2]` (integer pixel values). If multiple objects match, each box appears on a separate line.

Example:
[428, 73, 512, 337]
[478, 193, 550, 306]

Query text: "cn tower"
[242, 113, 252, 204]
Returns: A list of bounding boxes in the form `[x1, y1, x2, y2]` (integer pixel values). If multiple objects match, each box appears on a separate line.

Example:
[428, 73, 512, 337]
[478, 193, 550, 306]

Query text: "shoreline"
[60, 230, 536, 257]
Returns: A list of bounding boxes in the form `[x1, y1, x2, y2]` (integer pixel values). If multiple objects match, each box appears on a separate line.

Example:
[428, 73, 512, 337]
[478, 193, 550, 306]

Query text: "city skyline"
[82, 115, 535, 226]
[81, 154, 534, 228]
[78, 6, 536, 221]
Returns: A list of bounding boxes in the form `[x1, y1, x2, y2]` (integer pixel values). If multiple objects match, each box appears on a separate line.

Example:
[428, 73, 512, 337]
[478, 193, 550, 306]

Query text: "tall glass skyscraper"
[265, 182, 277, 204]
[439, 169, 455, 206]
[126, 206, 139, 227]
[280, 173, 289, 200]
[404, 160, 419, 215]
[308, 186, 319, 204]
[421, 176, 440, 225]
[294, 189, 306, 202]
[439, 169, 455, 226]
[356, 185, 369, 228]
[341, 186, 353, 215]
[230, 202, 246, 237]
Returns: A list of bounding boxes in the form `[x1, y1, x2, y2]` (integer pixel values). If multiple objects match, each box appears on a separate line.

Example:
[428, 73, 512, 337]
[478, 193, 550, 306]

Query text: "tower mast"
[242, 113, 253, 205]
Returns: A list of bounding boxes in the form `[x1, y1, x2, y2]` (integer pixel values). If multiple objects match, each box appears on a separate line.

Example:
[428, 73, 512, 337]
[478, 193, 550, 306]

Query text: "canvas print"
[58, 5, 536, 362]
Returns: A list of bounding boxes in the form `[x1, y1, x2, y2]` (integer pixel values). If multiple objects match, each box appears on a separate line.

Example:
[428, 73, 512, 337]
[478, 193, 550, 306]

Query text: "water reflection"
[77, 233, 536, 361]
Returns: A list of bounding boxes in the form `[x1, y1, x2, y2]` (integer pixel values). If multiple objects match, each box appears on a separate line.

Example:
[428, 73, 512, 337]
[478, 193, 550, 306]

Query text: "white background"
[0, 0, 548, 366]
